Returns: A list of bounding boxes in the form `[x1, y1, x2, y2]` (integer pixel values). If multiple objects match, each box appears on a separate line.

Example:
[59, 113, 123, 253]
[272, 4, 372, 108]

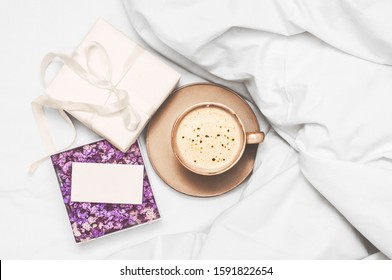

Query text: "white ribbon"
[30, 41, 151, 173]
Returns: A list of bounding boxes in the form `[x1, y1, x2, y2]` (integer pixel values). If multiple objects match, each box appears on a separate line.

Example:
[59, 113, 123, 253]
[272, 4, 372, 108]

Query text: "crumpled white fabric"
[117, 0, 392, 259]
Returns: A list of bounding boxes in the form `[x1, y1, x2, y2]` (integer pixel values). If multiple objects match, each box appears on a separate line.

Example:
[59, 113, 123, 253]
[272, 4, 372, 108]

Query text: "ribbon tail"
[29, 156, 50, 174]
[120, 105, 140, 131]
[30, 96, 77, 174]
[31, 97, 56, 153]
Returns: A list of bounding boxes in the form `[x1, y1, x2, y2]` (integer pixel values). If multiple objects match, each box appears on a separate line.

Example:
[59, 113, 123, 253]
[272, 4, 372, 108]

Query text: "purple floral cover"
[51, 139, 160, 243]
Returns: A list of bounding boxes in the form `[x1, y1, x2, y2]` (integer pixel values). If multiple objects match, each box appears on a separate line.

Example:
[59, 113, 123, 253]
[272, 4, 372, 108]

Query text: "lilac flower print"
[115, 150, 124, 161]
[63, 194, 71, 204]
[90, 205, 98, 215]
[101, 147, 115, 162]
[141, 207, 157, 221]
[73, 152, 86, 162]
[51, 140, 160, 243]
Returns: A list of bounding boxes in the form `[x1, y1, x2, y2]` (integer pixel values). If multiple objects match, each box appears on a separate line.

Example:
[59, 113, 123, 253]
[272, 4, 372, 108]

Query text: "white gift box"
[43, 18, 180, 152]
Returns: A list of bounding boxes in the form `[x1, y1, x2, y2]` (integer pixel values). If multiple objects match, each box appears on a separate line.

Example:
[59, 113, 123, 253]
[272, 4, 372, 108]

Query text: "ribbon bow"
[30, 42, 147, 173]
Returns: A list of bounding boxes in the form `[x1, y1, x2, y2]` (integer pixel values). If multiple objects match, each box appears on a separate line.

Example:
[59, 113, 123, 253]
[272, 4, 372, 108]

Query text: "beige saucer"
[146, 83, 261, 197]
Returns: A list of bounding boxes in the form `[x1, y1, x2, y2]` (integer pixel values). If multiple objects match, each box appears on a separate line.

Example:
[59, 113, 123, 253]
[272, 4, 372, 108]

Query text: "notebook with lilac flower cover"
[50, 139, 160, 243]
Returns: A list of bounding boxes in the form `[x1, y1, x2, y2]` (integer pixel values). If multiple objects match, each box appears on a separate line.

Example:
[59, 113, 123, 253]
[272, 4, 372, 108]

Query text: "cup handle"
[246, 132, 265, 144]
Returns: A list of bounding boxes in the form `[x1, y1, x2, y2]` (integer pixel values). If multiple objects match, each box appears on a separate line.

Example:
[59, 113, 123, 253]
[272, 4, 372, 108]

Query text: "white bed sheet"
[118, 0, 392, 259]
[0, 0, 247, 259]
[1, 0, 391, 260]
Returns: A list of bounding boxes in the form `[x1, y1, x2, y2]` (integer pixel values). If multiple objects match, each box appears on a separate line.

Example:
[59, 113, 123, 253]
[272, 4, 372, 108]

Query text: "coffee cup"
[171, 102, 264, 175]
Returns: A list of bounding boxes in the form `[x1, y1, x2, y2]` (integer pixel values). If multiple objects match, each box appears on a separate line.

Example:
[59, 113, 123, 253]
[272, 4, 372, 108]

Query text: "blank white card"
[71, 162, 144, 204]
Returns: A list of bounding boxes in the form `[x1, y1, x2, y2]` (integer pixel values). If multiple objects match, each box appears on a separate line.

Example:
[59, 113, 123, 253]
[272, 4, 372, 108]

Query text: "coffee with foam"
[173, 104, 244, 174]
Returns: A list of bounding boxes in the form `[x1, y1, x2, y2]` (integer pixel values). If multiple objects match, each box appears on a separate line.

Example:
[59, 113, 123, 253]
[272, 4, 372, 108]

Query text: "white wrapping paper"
[43, 18, 180, 152]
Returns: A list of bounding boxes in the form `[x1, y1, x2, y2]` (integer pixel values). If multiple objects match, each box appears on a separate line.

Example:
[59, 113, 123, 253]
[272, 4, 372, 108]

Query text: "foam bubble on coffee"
[175, 105, 244, 174]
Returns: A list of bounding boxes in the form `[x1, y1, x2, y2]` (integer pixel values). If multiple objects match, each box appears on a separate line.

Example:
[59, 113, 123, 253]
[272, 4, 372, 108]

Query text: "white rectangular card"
[71, 162, 144, 204]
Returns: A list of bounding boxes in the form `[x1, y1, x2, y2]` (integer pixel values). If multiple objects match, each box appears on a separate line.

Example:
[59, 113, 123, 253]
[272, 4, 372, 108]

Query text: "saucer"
[146, 83, 261, 197]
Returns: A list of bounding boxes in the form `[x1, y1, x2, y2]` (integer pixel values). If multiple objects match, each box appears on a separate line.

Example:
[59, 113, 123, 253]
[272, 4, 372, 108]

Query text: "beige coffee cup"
[171, 102, 264, 175]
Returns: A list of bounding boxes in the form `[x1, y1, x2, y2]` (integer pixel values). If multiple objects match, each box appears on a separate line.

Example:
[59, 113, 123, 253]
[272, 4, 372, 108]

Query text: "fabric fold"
[299, 151, 392, 258]
[122, 0, 392, 259]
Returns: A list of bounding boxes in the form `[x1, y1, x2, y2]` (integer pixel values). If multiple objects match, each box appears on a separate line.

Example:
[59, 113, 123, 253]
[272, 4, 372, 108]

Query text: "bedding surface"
[119, 0, 392, 259]
[0, 0, 240, 259]
[1, 0, 391, 260]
